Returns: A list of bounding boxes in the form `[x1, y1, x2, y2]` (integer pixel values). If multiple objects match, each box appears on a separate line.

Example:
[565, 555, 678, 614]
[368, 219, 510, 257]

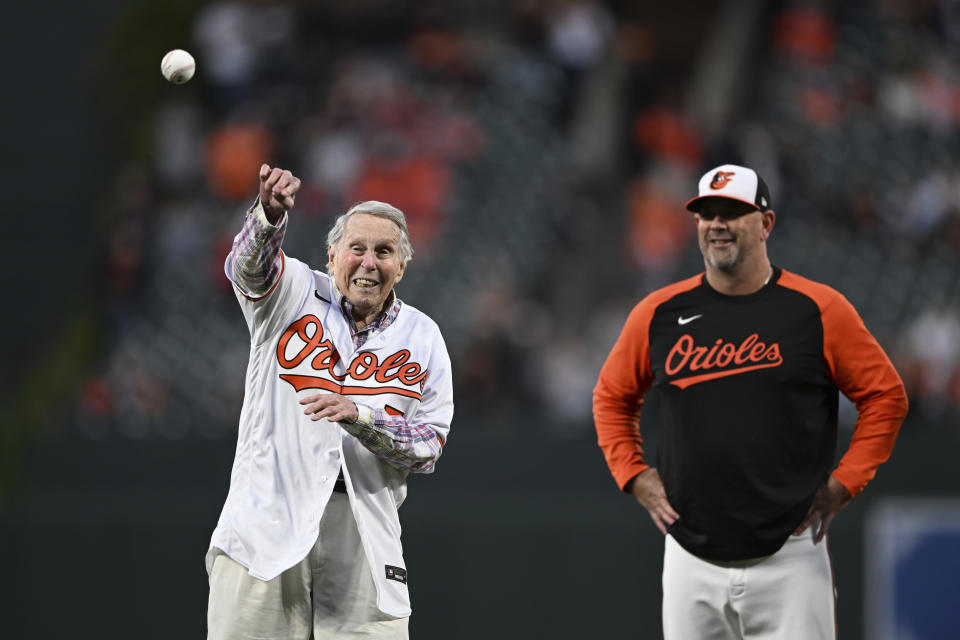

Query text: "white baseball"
[161, 49, 196, 84]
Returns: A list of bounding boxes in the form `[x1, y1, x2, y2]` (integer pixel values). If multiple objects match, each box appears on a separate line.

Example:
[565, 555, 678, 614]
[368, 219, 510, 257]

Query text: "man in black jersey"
[594, 164, 908, 639]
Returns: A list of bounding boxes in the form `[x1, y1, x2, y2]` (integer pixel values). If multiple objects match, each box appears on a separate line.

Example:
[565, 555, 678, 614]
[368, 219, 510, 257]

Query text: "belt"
[333, 474, 347, 493]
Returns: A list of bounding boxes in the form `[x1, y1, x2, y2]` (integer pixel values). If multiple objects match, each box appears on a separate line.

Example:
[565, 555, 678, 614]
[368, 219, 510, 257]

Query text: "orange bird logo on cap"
[710, 171, 735, 190]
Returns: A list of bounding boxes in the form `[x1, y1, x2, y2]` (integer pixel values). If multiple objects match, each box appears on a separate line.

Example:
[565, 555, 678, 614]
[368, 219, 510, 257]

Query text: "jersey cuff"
[830, 470, 862, 498]
[618, 464, 651, 493]
[251, 197, 287, 230]
[353, 403, 376, 428]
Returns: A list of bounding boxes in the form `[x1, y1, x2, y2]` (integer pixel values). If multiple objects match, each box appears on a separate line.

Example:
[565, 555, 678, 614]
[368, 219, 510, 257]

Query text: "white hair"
[325, 200, 414, 273]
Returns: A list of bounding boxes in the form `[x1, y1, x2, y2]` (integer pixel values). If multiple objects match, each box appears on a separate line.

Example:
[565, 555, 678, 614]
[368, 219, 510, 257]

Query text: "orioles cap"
[685, 164, 772, 213]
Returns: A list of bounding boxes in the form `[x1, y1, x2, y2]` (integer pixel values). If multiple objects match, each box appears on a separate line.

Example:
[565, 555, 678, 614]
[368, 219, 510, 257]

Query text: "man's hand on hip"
[794, 475, 852, 543]
[630, 468, 680, 535]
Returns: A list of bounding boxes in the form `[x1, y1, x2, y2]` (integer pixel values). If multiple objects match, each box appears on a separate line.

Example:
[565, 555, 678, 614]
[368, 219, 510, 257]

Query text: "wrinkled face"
[328, 213, 406, 319]
[694, 200, 766, 272]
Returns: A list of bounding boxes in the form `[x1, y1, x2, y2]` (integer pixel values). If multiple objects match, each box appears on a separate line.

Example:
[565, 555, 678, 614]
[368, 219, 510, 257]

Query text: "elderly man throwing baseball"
[206, 165, 454, 639]
[593, 164, 908, 639]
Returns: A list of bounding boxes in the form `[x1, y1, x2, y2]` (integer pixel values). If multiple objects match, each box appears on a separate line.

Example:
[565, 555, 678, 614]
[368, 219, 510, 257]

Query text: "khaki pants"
[662, 530, 836, 639]
[207, 493, 409, 639]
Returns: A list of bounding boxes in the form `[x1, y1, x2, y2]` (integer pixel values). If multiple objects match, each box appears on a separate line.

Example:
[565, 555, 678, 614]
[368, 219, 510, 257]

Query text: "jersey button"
[321, 475, 328, 483]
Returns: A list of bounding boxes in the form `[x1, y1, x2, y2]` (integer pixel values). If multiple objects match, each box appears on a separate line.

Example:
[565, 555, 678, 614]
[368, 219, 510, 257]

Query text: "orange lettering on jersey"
[276, 314, 427, 398]
[348, 352, 378, 381]
[384, 405, 404, 416]
[377, 350, 430, 386]
[666, 333, 782, 389]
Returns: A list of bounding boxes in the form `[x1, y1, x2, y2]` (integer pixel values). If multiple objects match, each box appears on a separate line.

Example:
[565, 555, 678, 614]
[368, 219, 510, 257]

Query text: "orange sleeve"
[812, 286, 908, 496]
[593, 298, 657, 492]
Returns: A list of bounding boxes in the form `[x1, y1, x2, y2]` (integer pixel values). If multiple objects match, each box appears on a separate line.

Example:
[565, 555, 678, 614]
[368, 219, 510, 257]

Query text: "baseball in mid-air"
[161, 49, 196, 84]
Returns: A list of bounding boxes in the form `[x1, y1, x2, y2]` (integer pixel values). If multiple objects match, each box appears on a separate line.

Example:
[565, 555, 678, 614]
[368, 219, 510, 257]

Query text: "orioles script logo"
[666, 333, 782, 389]
[710, 171, 735, 190]
[276, 314, 427, 399]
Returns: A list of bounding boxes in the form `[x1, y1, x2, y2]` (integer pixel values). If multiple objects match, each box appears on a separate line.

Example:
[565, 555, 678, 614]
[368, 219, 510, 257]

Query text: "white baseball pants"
[662, 530, 837, 639]
[207, 492, 408, 639]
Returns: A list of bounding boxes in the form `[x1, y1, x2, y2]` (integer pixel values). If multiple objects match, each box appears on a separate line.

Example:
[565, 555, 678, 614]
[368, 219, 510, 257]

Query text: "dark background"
[2, 1, 959, 638]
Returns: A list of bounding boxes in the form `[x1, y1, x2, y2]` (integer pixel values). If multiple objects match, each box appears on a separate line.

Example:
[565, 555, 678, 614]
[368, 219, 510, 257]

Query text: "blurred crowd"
[75, 0, 960, 440]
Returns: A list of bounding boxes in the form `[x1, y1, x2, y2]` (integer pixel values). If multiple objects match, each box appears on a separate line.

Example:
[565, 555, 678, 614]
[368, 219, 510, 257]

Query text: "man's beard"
[702, 237, 742, 271]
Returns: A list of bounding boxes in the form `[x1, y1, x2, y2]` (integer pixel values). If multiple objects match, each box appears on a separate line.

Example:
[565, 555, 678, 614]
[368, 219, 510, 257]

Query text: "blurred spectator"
[532, 298, 630, 437]
[900, 301, 960, 418]
[623, 173, 692, 287]
[193, 2, 259, 106]
[407, 26, 479, 81]
[104, 168, 152, 338]
[545, 0, 615, 71]
[633, 104, 702, 168]
[204, 121, 275, 201]
[153, 99, 205, 191]
[300, 126, 364, 209]
[78, 343, 169, 439]
[351, 140, 451, 257]
[880, 62, 960, 131]
[192, 1, 295, 109]
[772, 2, 837, 64]
[107, 221, 145, 298]
[892, 169, 956, 244]
[533, 333, 596, 432]
[412, 99, 486, 162]
[455, 275, 542, 425]
[797, 83, 843, 127]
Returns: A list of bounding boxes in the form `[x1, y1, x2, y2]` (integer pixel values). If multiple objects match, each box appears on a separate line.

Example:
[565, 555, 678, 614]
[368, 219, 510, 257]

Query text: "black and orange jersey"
[593, 267, 908, 561]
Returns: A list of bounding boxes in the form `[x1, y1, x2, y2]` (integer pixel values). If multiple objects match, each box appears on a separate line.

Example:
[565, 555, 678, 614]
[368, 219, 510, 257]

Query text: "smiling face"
[693, 199, 769, 273]
[328, 212, 406, 327]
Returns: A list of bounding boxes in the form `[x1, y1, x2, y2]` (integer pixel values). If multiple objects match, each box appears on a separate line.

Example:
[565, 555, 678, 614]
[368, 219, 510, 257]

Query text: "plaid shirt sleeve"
[225, 199, 287, 297]
[341, 403, 444, 473]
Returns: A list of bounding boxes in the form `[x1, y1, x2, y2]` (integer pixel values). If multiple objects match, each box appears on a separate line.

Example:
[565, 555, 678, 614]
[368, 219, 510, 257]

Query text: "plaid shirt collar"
[333, 286, 402, 348]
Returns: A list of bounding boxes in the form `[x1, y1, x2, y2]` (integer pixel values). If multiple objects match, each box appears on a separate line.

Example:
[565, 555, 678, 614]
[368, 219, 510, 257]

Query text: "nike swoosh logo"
[677, 314, 702, 325]
[315, 290, 330, 303]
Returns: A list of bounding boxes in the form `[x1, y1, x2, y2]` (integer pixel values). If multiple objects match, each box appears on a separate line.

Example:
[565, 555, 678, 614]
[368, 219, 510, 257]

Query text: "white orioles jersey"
[207, 252, 454, 618]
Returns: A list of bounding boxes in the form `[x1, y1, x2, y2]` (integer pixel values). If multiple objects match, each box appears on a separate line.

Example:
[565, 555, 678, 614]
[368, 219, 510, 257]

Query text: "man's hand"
[630, 468, 680, 535]
[300, 393, 359, 423]
[794, 475, 852, 543]
[259, 164, 302, 223]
